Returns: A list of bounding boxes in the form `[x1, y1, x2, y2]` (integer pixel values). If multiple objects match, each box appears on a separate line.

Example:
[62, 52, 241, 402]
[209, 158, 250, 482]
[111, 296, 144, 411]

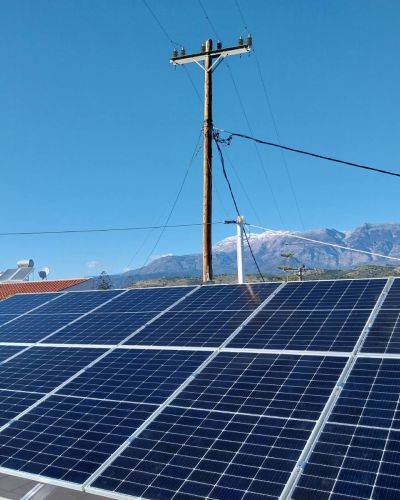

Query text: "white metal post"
[236, 215, 245, 284]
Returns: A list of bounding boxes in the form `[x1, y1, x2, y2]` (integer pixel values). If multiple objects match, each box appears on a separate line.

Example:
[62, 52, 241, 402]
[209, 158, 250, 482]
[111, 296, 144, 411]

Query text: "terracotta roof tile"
[0, 279, 89, 300]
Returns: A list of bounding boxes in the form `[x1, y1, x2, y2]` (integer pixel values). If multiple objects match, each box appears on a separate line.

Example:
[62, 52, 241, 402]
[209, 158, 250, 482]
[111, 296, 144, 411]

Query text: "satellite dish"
[39, 267, 50, 280]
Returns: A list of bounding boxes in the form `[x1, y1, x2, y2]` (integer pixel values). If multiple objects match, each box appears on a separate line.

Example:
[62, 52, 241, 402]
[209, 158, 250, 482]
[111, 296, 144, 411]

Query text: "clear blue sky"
[1, 0, 399, 278]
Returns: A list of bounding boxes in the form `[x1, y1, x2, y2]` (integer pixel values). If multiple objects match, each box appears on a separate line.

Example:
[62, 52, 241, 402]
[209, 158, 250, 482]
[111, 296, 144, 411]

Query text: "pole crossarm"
[170, 44, 251, 66]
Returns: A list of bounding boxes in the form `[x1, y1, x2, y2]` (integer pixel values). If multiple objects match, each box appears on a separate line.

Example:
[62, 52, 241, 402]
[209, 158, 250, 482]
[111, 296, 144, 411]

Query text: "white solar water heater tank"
[16, 259, 34, 268]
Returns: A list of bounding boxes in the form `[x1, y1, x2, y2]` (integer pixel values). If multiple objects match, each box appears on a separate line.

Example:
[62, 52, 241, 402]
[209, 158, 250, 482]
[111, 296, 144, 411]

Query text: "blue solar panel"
[90, 406, 314, 499]
[58, 349, 209, 405]
[0, 293, 61, 315]
[377, 277, 400, 309]
[172, 352, 346, 421]
[0, 347, 104, 393]
[35, 290, 122, 314]
[328, 357, 400, 429]
[228, 308, 371, 352]
[172, 283, 280, 311]
[0, 346, 26, 363]
[0, 390, 44, 427]
[0, 314, 78, 343]
[123, 310, 251, 347]
[0, 395, 157, 484]
[98, 287, 195, 313]
[263, 279, 385, 311]
[0, 315, 18, 327]
[45, 312, 155, 345]
[362, 309, 400, 354]
[292, 423, 400, 500]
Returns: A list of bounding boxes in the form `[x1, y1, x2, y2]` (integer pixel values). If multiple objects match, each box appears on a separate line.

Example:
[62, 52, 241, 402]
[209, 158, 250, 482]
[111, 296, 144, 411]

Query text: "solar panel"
[171, 283, 280, 311]
[0, 314, 79, 343]
[35, 290, 122, 314]
[263, 279, 385, 311]
[9, 267, 34, 281]
[90, 406, 315, 500]
[0, 346, 26, 364]
[0, 395, 157, 484]
[0, 293, 62, 315]
[375, 276, 400, 309]
[123, 310, 252, 347]
[0, 269, 19, 281]
[0, 390, 44, 427]
[98, 287, 195, 313]
[58, 349, 209, 405]
[45, 312, 155, 345]
[0, 347, 104, 393]
[228, 308, 371, 352]
[0, 315, 18, 327]
[292, 423, 400, 500]
[172, 352, 347, 421]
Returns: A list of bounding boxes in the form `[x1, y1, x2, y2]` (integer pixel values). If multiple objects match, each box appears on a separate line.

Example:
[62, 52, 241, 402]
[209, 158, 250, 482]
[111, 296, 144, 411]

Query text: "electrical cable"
[213, 131, 265, 281]
[233, 0, 305, 230]
[247, 224, 400, 263]
[217, 129, 400, 178]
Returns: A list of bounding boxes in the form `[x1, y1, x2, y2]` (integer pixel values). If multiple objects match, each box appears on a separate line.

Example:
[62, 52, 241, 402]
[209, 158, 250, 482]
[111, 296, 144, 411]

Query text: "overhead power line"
[0, 222, 224, 237]
[213, 132, 265, 282]
[217, 129, 400, 178]
[247, 224, 400, 263]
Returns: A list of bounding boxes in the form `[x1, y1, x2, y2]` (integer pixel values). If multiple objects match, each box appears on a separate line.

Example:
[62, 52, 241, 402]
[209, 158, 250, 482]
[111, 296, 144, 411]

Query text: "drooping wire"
[233, 0, 305, 230]
[140, 131, 203, 268]
[141, 0, 202, 103]
[217, 129, 400, 178]
[213, 131, 265, 282]
[197, 0, 287, 229]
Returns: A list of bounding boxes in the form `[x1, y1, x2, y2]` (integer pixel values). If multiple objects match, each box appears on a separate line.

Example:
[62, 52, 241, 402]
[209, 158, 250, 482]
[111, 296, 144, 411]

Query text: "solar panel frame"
[0, 292, 64, 315]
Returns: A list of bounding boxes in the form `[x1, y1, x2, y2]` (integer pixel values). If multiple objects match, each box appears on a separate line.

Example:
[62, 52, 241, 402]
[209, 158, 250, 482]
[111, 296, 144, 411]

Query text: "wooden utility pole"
[170, 36, 252, 282]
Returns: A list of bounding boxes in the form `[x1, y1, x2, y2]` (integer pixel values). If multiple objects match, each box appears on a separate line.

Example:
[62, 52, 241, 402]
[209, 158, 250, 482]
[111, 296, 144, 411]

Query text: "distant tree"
[97, 271, 112, 290]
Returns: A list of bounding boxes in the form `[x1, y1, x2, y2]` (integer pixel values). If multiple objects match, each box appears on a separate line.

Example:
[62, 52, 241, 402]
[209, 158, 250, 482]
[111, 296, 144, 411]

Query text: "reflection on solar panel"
[172, 352, 346, 420]
[0, 293, 61, 314]
[91, 406, 315, 500]
[0, 279, 397, 499]
[46, 312, 155, 345]
[172, 283, 279, 311]
[263, 279, 385, 311]
[123, 310, 251, 347]
[0, 347, 104, 392]
[58, 349, 209, 405]
[0, 395, 157, 484]
[0, 346, 26, 363]
[98, 287, 195, 313]
[36, 290, 122, 314]
[0, 314, 78, 343]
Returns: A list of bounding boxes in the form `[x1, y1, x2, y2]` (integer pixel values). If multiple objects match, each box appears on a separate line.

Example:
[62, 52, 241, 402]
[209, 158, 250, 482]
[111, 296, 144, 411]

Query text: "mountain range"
[109, 223, 400, 287]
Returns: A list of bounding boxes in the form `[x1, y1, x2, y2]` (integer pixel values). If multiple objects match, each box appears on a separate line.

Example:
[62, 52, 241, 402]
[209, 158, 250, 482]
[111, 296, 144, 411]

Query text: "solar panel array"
[0, 278, 398, 499]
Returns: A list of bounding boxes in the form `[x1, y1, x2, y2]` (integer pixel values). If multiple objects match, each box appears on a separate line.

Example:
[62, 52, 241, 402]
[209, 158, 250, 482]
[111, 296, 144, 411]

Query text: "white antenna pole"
[236, 215, 245, 284]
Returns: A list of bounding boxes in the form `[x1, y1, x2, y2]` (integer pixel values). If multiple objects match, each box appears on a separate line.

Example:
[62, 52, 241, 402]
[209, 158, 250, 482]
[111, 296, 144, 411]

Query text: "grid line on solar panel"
[0, 390, 44, 427]
[376, 277, 400, 309]
[228, 308, 372, 352]
[292, 422, 400, 500]
[89, 405, 315, 500]
[0, 315, 18, 327]
[97, 286, 196, 313]
[170, 352, 347, 421]
[0, 293, 63, 315]
[0, 346, 27, 364]
[57, 349, 210, 405]
[361, 309, 400, 354]
[41, 312, 157, 345]
[262, 279, 386, 311]
[0, 394, 158, 485]
[170, 283, 280, 312]
[122, 310, 253, 348]
[31, 290, 124, 314]
[0, 347, 105, 394]
[0, 314, 79, 343]
[327, 357, 400, 430]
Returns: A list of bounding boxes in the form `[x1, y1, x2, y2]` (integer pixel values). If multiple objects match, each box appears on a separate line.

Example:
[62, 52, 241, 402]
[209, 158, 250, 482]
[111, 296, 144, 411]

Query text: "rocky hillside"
[109, 223, 400, 287]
